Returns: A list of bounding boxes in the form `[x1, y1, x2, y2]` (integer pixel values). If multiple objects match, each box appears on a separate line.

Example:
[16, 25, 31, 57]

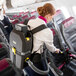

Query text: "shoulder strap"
[23, 19, 47, 34]
[31, 24, 47, 34]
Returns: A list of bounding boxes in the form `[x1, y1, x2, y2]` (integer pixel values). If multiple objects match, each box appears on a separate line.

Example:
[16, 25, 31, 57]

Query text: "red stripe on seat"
[0, 44, 2, 48]
[29, 16, 36, 20]
[12, 19, 19, 25]
[0, 59, 9, 71]
[51, 29, 56, 36]
[22, 15, 28, 19]
[54, 10, 62, 16]
[62, 17, 75, 28]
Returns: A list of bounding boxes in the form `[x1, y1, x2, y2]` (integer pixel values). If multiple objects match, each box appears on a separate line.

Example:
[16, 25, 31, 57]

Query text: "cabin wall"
[56, 0, 76, 18]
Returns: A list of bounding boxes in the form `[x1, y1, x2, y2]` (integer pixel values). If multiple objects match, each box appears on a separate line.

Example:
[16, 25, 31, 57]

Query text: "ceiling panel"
[5, 0, 53, 8]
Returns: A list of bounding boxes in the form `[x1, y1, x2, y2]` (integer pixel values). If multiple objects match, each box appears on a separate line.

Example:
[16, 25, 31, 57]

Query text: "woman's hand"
[55, 49, 60, 53]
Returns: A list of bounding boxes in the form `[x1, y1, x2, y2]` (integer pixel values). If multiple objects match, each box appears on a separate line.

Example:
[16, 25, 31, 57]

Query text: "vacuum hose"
[26, 49, 49, 75]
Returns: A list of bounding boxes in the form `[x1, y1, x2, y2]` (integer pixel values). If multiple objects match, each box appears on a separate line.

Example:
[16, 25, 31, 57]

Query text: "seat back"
[0, 58, 21, 76]
[61, 17, 76, 53]
[52, 10, 66, 50]
[0, 22, 9, 44]
[30, 11, 39, 18]
[0, 42, 9, 60]
[29, 15, 36, 20]
[54, 10, 65, 26]
[12, 19, 19, 25]
[47, 10, 66, 50]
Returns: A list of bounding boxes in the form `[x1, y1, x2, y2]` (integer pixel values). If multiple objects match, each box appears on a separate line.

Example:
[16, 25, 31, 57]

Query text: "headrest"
[30, 11, 38, 17]
[12, 19, 19, 25]
[54, 10, 62, 16]
[31, 11, 37, 16]
[29, 16, 36, 20]
[53, 10, 64, 24]
[22, 15, 28, 19]
[62, 17, 75, 28]
[31, 11, 36, 14]
[15, 24, 28, 34]
[19, 11, 29, 15]
[13, 15, 17, 18]
[17, 15, 21, 18]
[19, 12, 24, 15]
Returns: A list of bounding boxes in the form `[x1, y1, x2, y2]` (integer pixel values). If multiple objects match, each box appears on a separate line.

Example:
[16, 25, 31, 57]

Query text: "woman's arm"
[44, 29, 60, 53]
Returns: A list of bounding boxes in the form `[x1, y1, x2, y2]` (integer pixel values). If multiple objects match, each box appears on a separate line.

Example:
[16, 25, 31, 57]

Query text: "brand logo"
[13, 40, 16, 44]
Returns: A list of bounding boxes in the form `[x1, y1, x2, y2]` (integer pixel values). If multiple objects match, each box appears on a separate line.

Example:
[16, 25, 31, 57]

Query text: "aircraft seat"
[12, 19, 19, 25]
[62, 17, 75, 28]
[60, 17, 76, 54]
[0, 42, 9, 60]
[22, 15, 29, 20]
[13, 15, 18, 18]
[29, 15, 36, 20]
[17, 15, 22, 18]
[0, 58, 21, 76]
[30, 11, 39, 17]
[50, 10, 66, 50]
[53, 10, 65, 26]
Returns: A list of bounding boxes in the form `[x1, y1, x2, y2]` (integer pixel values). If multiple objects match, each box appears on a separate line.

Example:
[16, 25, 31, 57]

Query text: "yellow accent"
[60, 52, 63, 54]
[12, 48, 16, 55]
[25, 57, 29, 62]
[26, 37, 30, 41]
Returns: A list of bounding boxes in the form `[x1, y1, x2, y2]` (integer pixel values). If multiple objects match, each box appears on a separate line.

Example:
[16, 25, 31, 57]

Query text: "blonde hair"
[37, 3, 55, 17]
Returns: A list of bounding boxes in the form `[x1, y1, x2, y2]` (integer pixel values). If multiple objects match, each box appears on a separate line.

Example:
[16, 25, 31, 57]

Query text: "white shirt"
[28, 17, 57, 54]
[0, 9, 4, 20]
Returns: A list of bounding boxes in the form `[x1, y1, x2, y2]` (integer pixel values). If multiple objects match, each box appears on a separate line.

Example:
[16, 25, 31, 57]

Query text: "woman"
[25, 3, 60, 76]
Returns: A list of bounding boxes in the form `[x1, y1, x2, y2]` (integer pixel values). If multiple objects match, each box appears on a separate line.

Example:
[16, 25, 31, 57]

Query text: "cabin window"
[72, 6, 76, 15]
